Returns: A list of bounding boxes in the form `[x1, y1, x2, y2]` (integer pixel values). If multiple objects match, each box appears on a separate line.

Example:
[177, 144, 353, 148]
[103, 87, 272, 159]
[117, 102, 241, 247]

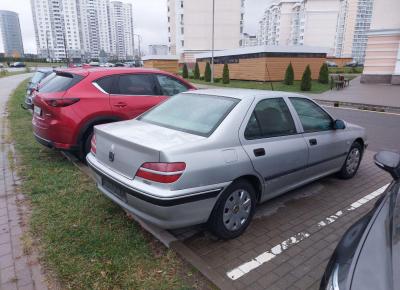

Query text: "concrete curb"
[315, 99, 400, 114]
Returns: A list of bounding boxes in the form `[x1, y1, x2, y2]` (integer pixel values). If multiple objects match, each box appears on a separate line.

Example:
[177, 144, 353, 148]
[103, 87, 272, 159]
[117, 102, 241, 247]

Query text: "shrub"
[194, 62, 200, 79]
[182, 63, 188, 79]
[204, 62, 211, 82]
[214, 78, 221, 83]
[318, 63, 329, 84]
[300, 65, 312, 91]
[284, 62, 294, 85]
[222, 63, 230, 84]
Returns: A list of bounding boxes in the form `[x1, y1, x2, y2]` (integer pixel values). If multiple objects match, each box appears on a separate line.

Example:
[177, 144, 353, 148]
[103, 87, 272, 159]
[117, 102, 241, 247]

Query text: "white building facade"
[167, 0, 245, 63]
[257, 0, 374, 62]
[31, 0, 134, 61]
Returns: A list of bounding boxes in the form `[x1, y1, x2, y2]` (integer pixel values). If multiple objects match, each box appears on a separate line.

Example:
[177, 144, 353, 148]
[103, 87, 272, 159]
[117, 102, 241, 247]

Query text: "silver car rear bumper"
[86, 153, 229, 229]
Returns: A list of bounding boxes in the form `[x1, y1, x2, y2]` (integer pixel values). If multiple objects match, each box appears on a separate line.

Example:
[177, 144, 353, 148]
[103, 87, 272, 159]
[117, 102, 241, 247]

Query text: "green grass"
[8, 80, 207, 289]
[189, 79, 332, 94]
[0, 69, 29, 78]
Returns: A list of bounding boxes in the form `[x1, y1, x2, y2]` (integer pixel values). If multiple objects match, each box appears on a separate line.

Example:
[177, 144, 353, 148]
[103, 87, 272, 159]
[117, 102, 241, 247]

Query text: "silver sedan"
[87, 89, 367, 239]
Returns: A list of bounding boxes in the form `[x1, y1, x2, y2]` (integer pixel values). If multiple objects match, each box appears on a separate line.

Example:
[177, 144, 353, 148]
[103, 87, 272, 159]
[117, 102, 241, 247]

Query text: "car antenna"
[264, 58, 274, 91]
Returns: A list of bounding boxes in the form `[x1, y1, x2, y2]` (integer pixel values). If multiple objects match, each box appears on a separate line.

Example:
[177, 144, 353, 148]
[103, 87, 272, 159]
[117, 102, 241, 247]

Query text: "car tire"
[208, 180, 256, 240]
[337, 141, 363, 179]
[79, 130, 93, 162]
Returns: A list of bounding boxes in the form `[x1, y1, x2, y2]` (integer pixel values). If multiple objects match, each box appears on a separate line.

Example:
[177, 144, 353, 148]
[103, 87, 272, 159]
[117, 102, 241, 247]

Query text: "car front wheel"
[208, 180, 256, 239]
[337, 141, 363, 179]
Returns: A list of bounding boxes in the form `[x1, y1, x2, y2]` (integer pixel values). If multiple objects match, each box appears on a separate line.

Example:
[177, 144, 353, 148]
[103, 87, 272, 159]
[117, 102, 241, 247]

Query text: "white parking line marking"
[226, 183, 390, 281]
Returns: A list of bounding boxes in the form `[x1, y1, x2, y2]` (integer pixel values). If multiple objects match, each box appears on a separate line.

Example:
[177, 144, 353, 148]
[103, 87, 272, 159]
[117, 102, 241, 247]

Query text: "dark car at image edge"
[320, 150, 400, 290]
[32, 67, 195, 159]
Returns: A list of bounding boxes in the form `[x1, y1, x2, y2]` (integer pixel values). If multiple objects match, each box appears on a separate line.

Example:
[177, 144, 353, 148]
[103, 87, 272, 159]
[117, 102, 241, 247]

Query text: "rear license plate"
[102, 177, 127, 201]
[34, 106, 42, 116]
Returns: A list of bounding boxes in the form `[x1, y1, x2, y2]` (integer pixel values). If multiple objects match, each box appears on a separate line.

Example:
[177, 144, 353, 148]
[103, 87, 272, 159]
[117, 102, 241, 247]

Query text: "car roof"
[183, 88, 308, 100]
[57, 67, 172, 77]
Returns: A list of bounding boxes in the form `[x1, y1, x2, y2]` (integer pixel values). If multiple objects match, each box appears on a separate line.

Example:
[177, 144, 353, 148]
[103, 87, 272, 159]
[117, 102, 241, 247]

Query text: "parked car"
[32, 67, 195, 159]
[0, 63, 4, 68]
[89, 61, 100, 67]
[320, 150, 400, 290]
[10, 62, 26, 68]
[325, 61, 338, 67]
[24, 69, 53, 110]
[87, 89, 367, 239]
[344, 61, 359, 67]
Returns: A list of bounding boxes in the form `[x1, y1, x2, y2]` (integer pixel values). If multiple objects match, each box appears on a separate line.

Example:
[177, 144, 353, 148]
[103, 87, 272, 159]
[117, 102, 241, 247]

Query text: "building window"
[181, 40, 184, 47]
[180, 1, 183, 8]
[181, 27, 184, 34]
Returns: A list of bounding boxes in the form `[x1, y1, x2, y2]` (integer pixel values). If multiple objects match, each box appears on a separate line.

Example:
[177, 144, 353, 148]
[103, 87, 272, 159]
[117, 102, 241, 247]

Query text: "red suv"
[32, 67, 195, 159]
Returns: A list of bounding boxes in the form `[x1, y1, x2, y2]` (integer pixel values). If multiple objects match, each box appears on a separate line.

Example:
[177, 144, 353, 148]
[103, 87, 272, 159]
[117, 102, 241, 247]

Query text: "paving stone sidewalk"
[0, 74, 48, 290]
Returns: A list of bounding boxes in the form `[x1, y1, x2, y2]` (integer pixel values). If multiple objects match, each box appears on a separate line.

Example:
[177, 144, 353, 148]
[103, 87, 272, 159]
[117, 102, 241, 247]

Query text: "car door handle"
[309, 138, 317, 146]
[114, 102, 127, 108]
[253, 148, 265, 157]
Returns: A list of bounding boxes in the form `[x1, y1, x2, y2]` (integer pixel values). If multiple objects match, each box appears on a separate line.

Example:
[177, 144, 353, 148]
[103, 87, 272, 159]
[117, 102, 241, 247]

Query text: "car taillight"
[90, 135, 96, 155]
[44, 98, 80, 107]
[136, 162, 186, 183]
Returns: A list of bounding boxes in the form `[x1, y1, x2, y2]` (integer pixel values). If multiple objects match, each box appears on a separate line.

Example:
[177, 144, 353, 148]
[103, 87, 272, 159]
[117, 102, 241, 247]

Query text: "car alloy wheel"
[223, 189, 252, 231]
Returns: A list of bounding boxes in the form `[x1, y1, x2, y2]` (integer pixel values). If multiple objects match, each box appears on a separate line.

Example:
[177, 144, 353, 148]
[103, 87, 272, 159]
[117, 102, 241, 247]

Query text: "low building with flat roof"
[195, 45, 328, 81]
[142, 55, 180, 75]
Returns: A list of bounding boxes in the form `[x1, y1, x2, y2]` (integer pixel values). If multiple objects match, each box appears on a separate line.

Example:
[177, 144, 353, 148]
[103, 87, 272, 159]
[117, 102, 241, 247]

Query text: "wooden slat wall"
[143, 60, 179, 74]
[198, 57, 326, 81]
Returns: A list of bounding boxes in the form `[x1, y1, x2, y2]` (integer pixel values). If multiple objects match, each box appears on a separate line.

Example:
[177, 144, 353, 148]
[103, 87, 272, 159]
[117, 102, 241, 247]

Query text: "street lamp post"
[211, 0, 215, 83]
[133, 33, 142, 59]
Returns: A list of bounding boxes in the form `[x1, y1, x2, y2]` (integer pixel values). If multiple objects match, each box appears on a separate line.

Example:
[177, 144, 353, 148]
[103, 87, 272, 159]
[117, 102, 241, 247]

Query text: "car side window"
[94, 76, 118, 94]
[156, 75, 189, 96]
[290, 98, 333, 132]
[244, 98, 297, 140]
[116, 74, 157, 95]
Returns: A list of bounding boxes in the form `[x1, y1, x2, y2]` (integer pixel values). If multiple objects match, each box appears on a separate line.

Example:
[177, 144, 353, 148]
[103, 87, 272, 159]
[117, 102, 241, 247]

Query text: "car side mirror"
[374, 151, 400, 180]
[333, 119, 346, 130]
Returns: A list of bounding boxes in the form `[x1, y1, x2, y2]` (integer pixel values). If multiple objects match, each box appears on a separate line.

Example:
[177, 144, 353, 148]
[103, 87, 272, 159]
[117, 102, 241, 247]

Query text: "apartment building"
[334, 0, 374, 63]
[167, 0, 244, 63]
[0, 10, 24, 57]
[257, 0, 374, 62]
[361, 0, 400, 84]
[241, 33, 257, 47]
[31, 0, 134, 60]
[148, 44, 168, 55]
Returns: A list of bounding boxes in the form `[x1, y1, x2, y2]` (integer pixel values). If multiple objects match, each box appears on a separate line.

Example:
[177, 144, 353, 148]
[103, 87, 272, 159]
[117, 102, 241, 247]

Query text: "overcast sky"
[0, 0, 270, 54]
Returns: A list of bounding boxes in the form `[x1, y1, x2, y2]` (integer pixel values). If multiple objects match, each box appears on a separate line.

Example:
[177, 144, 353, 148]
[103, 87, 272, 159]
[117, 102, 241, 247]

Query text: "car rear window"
[31, 71, 46, 84]
[139, 93, 239, 137]
[39, 72, 84, 93]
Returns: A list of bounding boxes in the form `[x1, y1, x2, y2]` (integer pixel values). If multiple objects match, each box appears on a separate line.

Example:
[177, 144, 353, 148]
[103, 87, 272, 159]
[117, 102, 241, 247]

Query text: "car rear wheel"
[337, 141, 362, 179]
[79, 130, 93, 161]
[208, 180, 256, 239]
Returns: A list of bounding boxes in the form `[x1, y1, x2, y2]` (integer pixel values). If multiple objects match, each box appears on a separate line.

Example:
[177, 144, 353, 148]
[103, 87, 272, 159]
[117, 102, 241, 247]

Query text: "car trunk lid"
[94, 119, 205, 179]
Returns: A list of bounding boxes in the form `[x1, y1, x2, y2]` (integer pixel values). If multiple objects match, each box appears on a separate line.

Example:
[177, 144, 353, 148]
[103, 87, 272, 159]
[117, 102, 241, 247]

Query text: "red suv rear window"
[39, 72, 84, 93]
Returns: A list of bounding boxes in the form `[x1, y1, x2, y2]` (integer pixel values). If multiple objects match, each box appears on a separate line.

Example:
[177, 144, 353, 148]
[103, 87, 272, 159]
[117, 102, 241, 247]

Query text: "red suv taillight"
[90, 135, 96, 155]
[136, 162, 186, 183]
[44, 98, 80, 107]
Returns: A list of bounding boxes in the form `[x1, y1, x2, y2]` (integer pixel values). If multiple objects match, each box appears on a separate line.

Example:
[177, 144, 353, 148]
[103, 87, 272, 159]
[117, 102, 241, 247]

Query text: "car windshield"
[139, 93, 240, 137]
[31, 71, 46, 84]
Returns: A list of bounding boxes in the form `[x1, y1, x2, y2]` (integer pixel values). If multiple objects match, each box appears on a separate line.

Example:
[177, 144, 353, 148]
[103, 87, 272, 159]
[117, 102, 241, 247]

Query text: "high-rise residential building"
[31, 0, 134, 60]
[0, 10, 24, 57]
[334, 0, 374, 63]
[167, 0, 245, 63]
[31, 0, 81, 60]
[258, 0, 340, 53]
[148, 44, 168, 55]
[241, 33, 257, 47]
[257, 0, 374, 62]
[361, 0, 400, 84]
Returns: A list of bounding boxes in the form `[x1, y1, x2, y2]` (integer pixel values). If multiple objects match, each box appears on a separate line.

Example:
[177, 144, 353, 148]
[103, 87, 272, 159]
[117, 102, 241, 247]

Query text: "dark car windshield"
[139, 93, 239, 137]
[39, 72, 84, 93]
